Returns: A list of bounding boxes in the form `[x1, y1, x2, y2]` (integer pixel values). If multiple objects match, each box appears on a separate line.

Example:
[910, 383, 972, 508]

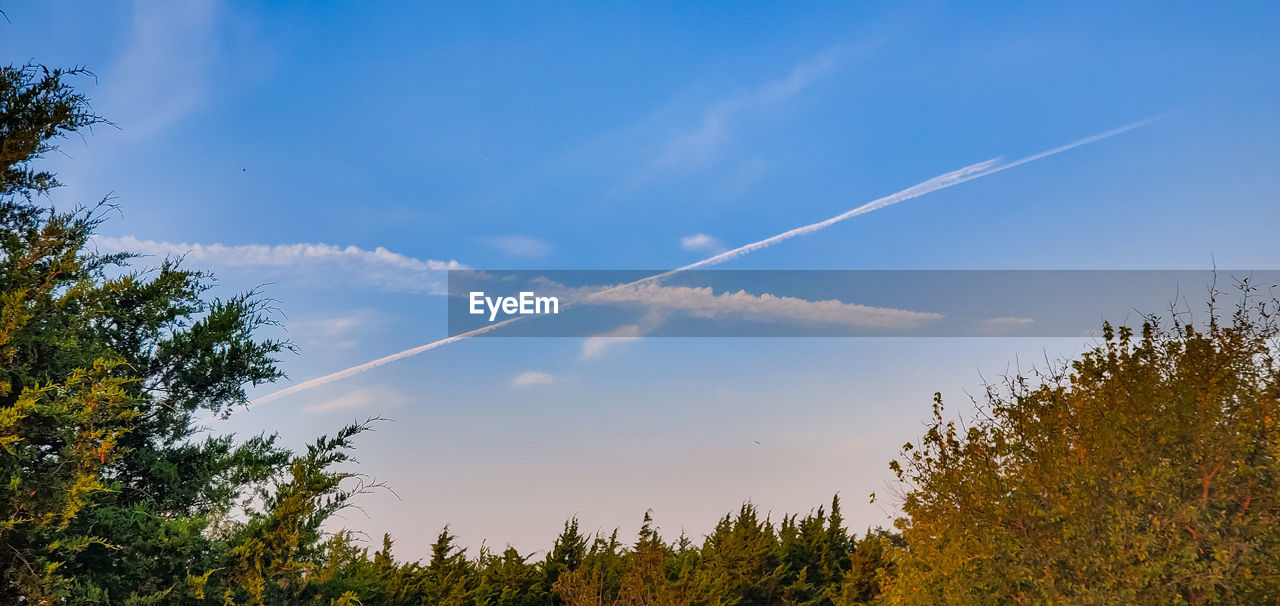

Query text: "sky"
[4, 1, 1280, 558]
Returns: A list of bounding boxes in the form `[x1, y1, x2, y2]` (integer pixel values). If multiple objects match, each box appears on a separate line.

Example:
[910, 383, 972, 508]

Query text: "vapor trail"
[646, 114, 1169, 281]
[253, 318, 521, 404]
[252, 116, 1165, 405]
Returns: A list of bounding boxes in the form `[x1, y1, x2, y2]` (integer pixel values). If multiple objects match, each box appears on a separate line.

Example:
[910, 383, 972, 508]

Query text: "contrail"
[253, 317, 522, 404]
[251, 116, 1166, 405]
[645, 114, 1170, 280]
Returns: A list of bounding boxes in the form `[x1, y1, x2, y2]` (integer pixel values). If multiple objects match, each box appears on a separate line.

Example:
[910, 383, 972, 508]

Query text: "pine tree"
[0, 62, 375, 603]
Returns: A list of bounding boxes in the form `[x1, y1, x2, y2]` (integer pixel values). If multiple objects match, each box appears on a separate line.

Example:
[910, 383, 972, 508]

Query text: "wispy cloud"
[579, 307, 668, 359]
[977, 316, 1036, 336]
[310, 315, 364, 337]
[534, 277, 939, 329]
[288, 310, 382, 350]
[92, 235, 463, 294]
[251, 117, 1166, 405]
[680, 233, 725, 253]
[982, 317, 1035, 326]
[483, 235, 553, 259]
[567, 281, 939, 359]
[512, 371, 555, 387]
[103, 0, 221, 139]
[549, 45, 863, 193]
[580, 325, 644, 359]
[645, 47, 850, 177]
[304, 385, 404, 413]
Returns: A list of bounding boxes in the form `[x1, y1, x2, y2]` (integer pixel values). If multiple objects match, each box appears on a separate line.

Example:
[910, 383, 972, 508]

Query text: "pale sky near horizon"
[4, 1, 1280, 559]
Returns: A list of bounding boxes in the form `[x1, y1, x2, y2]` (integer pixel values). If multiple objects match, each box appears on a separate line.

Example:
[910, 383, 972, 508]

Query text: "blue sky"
[4, 1, 1280, 557]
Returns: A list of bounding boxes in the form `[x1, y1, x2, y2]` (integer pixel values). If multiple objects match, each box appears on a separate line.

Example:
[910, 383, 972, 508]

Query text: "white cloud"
[579, 306, 668, 359]
[580, 324, 645, 359]
[568, 278, 941, 358]
[977, 316, 1036, 335]
[312, 315, 363, 337]
[91, 235, 463, 294]
[680, 233, 724, 252]
[304, 385, 404, 413]
[483, 235, 553, 258]
[565, 280, 940, 359]
[982, 317, 1035, 326]
[547, 281, 942, 329]
[512, 371, 555, 387]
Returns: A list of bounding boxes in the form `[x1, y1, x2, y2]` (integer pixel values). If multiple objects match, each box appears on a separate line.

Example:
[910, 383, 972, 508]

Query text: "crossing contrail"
[251, 116, 1166, 405]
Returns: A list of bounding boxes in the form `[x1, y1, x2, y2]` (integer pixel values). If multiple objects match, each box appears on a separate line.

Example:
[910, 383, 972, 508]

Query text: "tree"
[613, 512, 685, 606]
[691, 504, 785, 604]
[219, 420, 382, 604]
[885, 292, 1280, 604]
[474, 545, 547, 606]
[0, 61, 375, 604]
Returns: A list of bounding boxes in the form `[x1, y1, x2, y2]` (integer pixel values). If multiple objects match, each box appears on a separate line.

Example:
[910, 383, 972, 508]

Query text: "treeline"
[313, 499, 895, 605]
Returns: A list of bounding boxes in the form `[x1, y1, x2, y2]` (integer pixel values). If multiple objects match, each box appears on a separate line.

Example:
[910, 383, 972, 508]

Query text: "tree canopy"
[885, 299, 1280, 603]
[0, 62, 385, 604]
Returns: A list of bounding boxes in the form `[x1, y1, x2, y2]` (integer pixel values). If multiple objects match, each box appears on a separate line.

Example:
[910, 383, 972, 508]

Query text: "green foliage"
[535, 499, 889, 606]
[885, 293, 1280, 603]
[0, 358, 137, 599]
[0, 61, 363, 603]
[0, 64, 104, 199]
[221, 420, 383, 604]
[280, 498, 893, 606]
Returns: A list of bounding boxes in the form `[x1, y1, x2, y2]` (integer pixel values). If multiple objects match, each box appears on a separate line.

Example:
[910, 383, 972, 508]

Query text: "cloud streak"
[585, 283, 940, 327]
[304, 385, 404, 413]
[580, 324, 645, 359]
[104, 0, 221, 139]
[647, 47, 849, 175]
[550, 44, 865, 192]
[483, 235, 553, 258]
[512, 371, 555, 387]
[539, 280, 940, 328]
[92, 236, 463, 294]
[251, 116, 1165, 405]
[567, 281, 941, 357]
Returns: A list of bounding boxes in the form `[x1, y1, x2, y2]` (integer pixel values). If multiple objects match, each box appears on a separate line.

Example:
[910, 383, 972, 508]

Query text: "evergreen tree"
[475, 545, 546, 606]
[0, 62, 372, 604]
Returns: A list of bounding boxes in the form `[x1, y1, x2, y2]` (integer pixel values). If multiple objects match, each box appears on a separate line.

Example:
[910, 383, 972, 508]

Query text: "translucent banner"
[447, 270, 1279, 337]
